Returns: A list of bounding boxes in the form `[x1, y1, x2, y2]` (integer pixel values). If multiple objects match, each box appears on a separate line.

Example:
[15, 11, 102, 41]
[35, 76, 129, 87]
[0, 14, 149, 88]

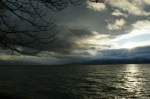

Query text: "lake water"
[0, 64, 150, 99]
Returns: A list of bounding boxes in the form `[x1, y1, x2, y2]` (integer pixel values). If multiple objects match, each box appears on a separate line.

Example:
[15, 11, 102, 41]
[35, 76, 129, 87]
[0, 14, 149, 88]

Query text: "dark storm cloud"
[45, 0, 149, 55]
[1, 0, 150, 57]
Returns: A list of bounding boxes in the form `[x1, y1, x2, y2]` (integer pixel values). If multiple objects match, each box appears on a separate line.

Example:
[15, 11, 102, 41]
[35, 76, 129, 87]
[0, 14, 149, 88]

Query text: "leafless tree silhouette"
[0, 0, 95, 55]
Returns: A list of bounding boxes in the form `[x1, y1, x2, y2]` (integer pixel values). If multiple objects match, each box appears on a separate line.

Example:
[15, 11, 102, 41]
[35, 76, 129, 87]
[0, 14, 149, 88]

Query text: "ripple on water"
[0, 64, 150, 99]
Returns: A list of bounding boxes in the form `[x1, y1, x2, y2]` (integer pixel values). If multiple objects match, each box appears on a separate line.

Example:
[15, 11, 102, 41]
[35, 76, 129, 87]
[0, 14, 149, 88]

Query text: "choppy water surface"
[0, 64, 150, 99]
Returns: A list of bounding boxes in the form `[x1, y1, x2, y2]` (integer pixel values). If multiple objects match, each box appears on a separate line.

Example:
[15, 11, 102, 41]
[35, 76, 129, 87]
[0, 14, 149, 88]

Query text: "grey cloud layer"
[1, 0, 150, 55]
[56, 0, 149, 34]
[52, 0, 149, 55]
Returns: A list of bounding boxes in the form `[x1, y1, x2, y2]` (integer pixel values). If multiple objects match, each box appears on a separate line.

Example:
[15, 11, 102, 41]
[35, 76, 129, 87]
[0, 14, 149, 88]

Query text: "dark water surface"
[0, 64, 150, 99]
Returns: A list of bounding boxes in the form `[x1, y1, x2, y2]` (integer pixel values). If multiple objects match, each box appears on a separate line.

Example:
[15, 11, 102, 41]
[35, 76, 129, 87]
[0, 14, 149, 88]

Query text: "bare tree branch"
[0, 0, 91, 55]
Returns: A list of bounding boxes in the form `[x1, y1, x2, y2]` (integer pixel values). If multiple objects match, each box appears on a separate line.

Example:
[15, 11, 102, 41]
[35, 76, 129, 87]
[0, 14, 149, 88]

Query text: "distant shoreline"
[0, 59, 150, 65]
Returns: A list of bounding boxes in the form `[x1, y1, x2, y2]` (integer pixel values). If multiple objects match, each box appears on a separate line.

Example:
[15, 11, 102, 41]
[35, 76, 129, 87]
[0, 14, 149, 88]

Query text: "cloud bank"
[0, 0, 150, 63]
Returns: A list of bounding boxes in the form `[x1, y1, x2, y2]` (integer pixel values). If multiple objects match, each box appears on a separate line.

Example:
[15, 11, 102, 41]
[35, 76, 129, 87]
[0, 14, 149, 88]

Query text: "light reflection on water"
[119, 64, 145, 97]
[124, 64, 142, 93]
[0, 64, 150, 99]
[78, 64, 150, 98]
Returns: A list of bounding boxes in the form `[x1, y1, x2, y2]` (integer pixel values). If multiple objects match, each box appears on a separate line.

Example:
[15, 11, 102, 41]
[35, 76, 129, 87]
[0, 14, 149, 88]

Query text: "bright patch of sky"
[111, 25, 150, 49]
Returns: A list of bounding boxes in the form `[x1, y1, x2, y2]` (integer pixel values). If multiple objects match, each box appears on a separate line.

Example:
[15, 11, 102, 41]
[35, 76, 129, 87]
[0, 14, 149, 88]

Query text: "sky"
[0, 0, 150, 64]
[54, 0, 150, 54]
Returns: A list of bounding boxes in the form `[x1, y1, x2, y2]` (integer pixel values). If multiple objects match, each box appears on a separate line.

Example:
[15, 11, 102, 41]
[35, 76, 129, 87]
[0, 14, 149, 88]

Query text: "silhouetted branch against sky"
[0, 0, 86, 55]
[0, 0, 149, 61]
